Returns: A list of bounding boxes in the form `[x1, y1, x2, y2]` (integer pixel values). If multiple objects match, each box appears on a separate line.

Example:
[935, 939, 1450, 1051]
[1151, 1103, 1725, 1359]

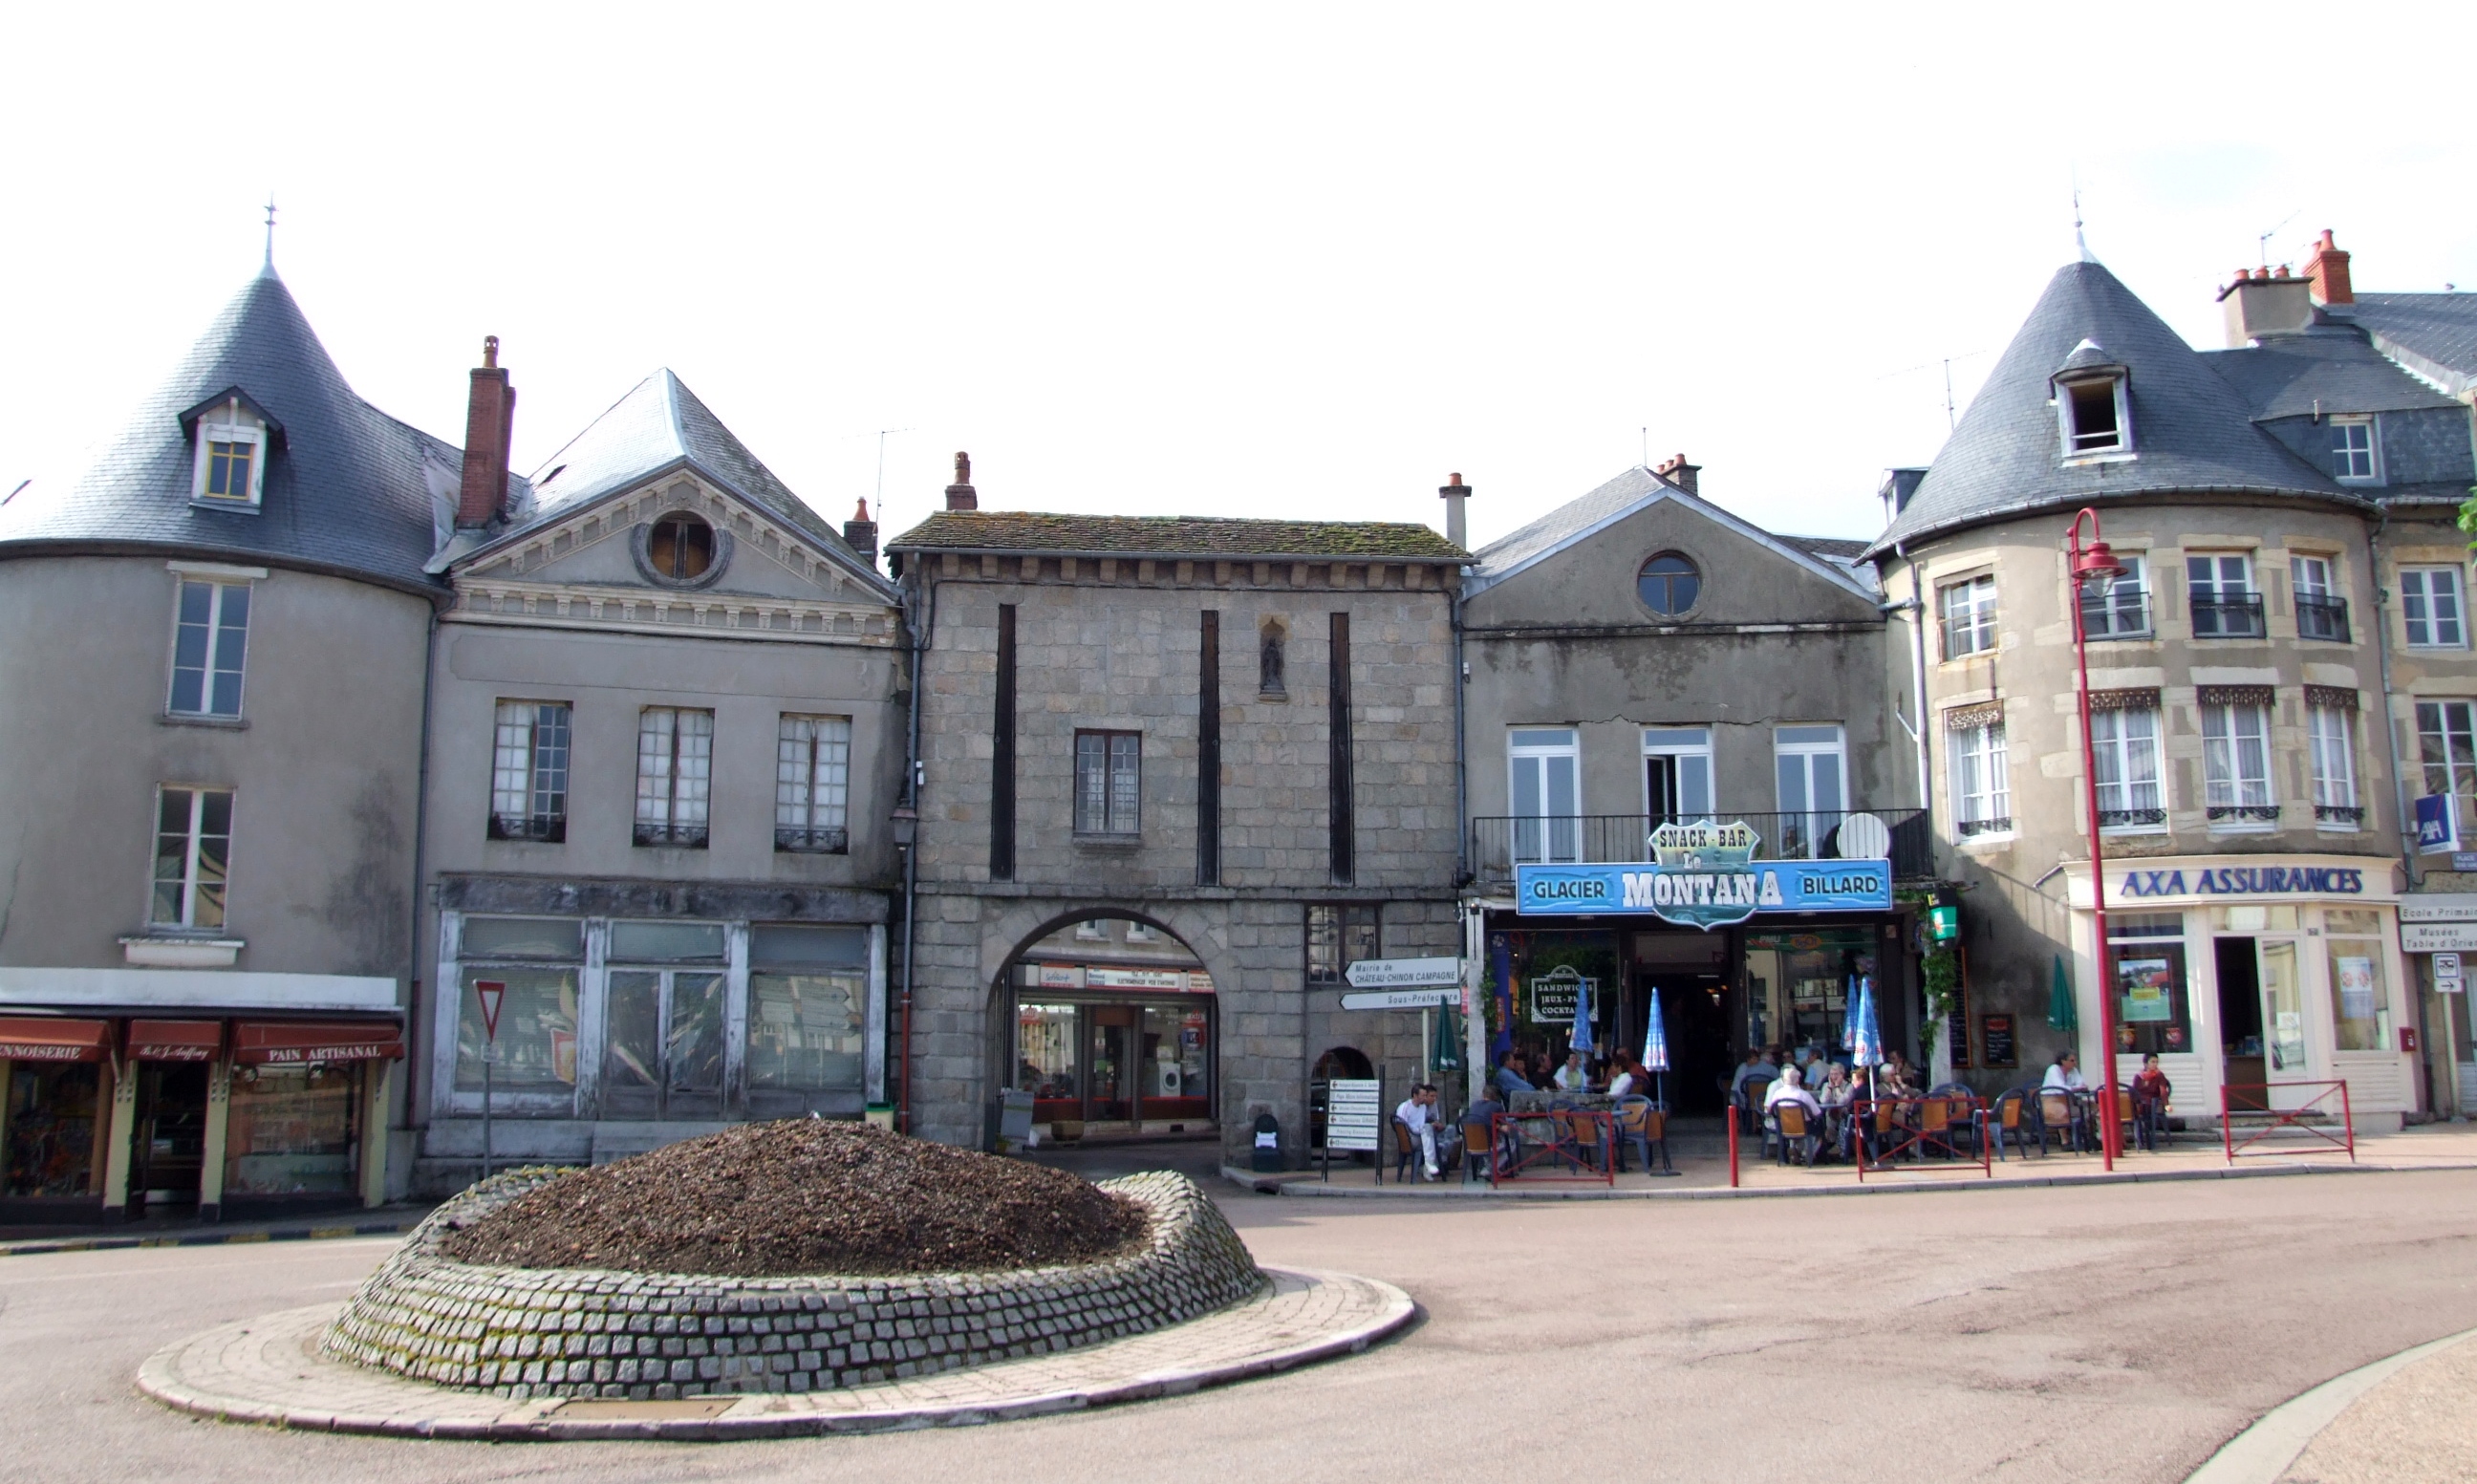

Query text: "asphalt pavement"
[6, 1165, 2476, 1482]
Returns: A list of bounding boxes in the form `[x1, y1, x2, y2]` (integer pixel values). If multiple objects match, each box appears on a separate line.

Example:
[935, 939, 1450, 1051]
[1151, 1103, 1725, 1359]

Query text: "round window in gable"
[1637, 552, 1702, 616]
[649, 512, 716, 580]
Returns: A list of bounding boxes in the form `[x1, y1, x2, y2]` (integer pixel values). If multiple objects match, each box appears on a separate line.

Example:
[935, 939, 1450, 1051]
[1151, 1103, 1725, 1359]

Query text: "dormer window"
[2052, 340, 2133, 462]
[182, 391, 275, 509]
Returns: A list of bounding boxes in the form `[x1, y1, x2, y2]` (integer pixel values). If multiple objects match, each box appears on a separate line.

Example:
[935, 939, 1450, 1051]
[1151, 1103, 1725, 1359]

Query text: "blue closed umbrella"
[1848, 974, 1884, 1072]
[1642, 987, 1670, 1108]
[1570, 978, 1595, 1055]
[1490, 937, 1515, 1059]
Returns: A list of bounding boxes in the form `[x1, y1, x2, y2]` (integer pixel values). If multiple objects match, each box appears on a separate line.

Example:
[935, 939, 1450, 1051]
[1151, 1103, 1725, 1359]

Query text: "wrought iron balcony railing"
[775, 825, 850, 854]
[488, 812, 567, 843]
[2190, 592, 2268, 638]
[634, 822, 710, 848]
[2295, 594, 2352, 642]
[1470, 807, 1935, 884]
[2079, 592, 2152, 639]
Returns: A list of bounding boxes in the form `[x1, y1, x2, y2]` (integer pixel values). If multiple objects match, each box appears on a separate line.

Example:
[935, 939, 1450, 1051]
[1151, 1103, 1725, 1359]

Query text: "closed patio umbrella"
[1642, 987, 1670, 1108]
[2047, 955, 2079, 1035]
[1848, 974, 1883, 1099]
[1432, 1002, 1464, 1072]
[1570, 977, 1595, 1056]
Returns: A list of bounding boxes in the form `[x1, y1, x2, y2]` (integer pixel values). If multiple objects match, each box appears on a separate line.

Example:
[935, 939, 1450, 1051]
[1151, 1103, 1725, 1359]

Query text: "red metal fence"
[2220, 1080, 2355, 1163]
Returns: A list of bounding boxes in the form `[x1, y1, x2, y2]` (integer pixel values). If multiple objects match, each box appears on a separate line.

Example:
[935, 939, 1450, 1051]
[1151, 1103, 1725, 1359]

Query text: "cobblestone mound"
[323, 1166, 1264, 1401]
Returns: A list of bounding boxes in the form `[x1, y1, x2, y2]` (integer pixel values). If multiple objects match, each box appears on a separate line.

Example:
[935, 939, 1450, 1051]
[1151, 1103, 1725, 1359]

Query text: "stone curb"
[1226, 1157, 2477, 1202]
[135, 1266, 1413, 1440]
[2, 1218, 421, 1258]
[2184, 1325, 2477, 1484]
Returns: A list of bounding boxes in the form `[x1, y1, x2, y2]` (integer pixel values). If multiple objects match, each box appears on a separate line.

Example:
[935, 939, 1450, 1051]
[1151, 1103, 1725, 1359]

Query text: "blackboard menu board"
[1980, 1013, 2016, 1068]
[1947, 968, 1972, 1069]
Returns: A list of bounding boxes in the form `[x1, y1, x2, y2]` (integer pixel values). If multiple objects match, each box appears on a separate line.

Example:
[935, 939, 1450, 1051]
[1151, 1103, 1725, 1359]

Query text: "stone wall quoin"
[323, 1167, 1264, 1402]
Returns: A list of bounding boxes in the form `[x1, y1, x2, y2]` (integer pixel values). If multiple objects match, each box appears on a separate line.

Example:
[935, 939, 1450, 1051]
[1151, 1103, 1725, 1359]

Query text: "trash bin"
[1251, 1110, 1283, 1172]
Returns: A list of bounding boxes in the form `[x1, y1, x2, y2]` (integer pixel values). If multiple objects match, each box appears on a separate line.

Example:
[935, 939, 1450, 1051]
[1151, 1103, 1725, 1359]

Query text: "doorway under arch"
[1004, 913, 1217, 1142]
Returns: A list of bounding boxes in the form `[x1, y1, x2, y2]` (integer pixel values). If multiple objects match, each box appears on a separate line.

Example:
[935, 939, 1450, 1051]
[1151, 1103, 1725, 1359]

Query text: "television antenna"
[2257, 209, 2300, 269]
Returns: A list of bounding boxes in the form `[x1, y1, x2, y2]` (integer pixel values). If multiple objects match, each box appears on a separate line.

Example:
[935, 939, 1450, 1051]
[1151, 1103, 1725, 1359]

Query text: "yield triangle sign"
[475, 979, 506, 1041]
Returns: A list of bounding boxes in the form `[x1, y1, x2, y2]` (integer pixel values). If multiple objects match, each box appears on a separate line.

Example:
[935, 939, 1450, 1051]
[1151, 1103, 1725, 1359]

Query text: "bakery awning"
[233, 1021, 403, 1065]
[0, 1017, 112, 1063]
[128, 1020, 223, 1062]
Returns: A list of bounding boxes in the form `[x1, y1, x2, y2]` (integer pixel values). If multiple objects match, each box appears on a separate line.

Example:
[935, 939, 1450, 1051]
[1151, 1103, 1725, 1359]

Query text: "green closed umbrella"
[2047, 955, 2079, 1034]
[1431, 1004, 1465, 1072]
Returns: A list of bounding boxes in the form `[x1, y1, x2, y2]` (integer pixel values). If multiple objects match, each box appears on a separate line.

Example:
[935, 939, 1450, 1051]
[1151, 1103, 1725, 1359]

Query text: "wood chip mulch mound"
[438, 1120, 1151, 1278]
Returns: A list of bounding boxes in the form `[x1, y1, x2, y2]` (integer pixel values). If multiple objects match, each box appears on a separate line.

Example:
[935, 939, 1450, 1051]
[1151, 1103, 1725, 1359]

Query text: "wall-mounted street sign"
[1343, 957, 1462, 989]
[1515, 821, 1892, 929]
[1340, 987, 1459, 1011]
[2401, 921, 2477, 954]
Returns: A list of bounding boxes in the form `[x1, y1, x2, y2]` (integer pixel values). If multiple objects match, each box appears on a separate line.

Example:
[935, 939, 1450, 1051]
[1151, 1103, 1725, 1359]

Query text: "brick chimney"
[2306, 229, 2354, 305]
[943, 451, 977, 511]
[844, 497, 878, 568]
[1653, 453, 1700, 496]
[1437, 472, 1470, 549]
[456, 335, 515, 529]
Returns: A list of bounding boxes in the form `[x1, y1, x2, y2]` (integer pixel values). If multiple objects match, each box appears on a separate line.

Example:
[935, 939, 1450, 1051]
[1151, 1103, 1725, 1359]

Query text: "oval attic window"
[648, 512, 716, 581]
[1637, 553, 1701, 616]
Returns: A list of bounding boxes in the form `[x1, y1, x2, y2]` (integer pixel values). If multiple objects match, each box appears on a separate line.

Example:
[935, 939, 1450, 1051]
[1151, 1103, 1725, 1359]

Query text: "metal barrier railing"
[2220, 1080, 2356, 1163]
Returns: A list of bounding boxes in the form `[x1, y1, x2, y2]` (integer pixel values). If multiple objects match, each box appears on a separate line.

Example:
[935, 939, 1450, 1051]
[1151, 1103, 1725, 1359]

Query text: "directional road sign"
[1342, 957, 1462, 990]
[1340, 987, 1460, 1011]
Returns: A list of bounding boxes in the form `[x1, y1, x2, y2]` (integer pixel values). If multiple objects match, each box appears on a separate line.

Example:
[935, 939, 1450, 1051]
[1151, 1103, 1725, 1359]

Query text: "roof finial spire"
[2073, 182, 2092, 264]
[263, 194, 277, 269]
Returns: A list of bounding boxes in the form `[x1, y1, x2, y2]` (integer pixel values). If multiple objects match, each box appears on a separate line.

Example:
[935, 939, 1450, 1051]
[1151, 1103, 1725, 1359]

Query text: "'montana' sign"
[1515, 822, 1892, 930]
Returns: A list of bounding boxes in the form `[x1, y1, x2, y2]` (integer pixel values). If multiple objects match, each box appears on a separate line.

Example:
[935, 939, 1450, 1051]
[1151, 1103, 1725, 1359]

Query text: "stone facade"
[325, 1166, 1263, 1399]
[888, 522, 1468, 1164]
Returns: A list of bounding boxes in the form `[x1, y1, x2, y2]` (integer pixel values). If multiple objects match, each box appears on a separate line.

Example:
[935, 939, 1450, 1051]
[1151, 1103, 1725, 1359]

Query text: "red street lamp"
[2067, 507, 2128, 1170]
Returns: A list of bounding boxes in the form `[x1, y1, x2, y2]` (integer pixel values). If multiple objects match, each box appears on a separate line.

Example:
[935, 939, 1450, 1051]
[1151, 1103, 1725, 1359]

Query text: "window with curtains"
[2088, 693, 2165, 830]
[489, 701, 571, 842]
[2290, 555, 2350, 642]
[2402, 568, 2467, 649]
[2419, 699, 2477, 832]
[2187, 553, 2265, 638]
[2079, 554, 2150, 638]
[1946, 705, 2010, 838]
[1074, 730, 1141, 836]
[1938, 575, 1997, 658]
[1774, 724, 1846, 858]
[151, 785, 233, 930]
[2199, 688, 2276, 825]
[634, 708, 714, 847]
[775, 714, 851, 852]
[2308, 689, 2360, 828]
[1508, 728, 1581, 864]
[167, 579, 250, 717]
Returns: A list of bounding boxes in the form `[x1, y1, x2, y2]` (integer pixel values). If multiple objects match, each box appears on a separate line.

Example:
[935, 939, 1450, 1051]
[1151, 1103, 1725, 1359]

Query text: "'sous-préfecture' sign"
[1516, 822, 1891, 929]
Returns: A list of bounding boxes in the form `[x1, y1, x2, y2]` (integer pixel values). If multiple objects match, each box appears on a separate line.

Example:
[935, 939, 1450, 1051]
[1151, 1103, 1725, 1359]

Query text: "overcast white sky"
[5, 4, 2473, 551]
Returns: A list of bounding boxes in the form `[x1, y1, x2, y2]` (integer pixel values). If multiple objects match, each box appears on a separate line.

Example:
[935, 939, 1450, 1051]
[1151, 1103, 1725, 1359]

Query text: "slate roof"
[1866, 261, 2352, 558]
[0, 267, 464, 591]
[493, 369, 887, 593]
[886, 510, 1467, 562]
[2333, 292, 2477, 398]
[2203, 330, 2462, 419]
[1465, 464, 1877, 600]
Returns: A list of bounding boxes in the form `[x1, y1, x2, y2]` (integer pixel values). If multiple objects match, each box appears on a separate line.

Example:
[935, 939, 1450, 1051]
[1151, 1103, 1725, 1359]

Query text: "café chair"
[1612, 1095, 1667, 1173]
[1391, 1118, 1426, 1182]
[1462, 1105, 1503, 1185]
[1773, 1103, 1820, 1167]
[1987, 1088, 2042, 1161]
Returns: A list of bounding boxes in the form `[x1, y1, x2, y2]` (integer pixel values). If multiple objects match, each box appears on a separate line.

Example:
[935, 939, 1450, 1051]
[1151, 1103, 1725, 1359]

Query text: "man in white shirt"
[2041, 1051, 2088, 1093]
[1395, 1084, 1447, 1179]
[1763, 1065, 1823, 1118]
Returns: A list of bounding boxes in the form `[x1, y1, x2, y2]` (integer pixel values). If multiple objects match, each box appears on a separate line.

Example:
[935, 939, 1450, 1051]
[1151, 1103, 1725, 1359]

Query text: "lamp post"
[2067, 507, 2129, 1170]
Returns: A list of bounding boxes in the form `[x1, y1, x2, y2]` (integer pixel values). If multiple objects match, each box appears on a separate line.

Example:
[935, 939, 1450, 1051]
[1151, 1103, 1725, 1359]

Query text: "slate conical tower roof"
[1868, 260, 2350, 557]
[0, 265, 461, 590]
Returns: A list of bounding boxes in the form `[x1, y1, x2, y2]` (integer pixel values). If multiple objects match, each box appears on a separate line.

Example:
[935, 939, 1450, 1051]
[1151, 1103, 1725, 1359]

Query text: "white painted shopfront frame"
[2064, 855, 2416, 1121]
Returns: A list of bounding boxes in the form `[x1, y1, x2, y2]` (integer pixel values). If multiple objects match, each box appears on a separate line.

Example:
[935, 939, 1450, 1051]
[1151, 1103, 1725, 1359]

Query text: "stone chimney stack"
[1438, 472, 1470, 549]
[456, 335, 515, 529]
[844, 498, 879, 568]
[2219, 267, 2317, 345]
[1653, 453, 1700, 496]
[943, 451, 978, 511]
[2306, 229, 2355, 306]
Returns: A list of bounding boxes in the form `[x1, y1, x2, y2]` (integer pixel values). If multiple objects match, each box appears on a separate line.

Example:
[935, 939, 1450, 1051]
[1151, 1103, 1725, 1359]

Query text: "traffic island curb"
[2184, 1325, 2477, 1484]
[135, 1265, 1412, 1440]
[3, 1215, 427, 1258]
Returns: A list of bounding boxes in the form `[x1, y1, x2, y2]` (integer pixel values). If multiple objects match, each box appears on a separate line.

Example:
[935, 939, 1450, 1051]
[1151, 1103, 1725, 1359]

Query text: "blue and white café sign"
[1515, 820, 1892, 930]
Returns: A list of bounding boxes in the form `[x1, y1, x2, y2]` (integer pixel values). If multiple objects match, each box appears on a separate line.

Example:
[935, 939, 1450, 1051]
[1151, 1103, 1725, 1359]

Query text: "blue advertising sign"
[2416, 794, 2459, 855]
[1515, 820, 1893, 929]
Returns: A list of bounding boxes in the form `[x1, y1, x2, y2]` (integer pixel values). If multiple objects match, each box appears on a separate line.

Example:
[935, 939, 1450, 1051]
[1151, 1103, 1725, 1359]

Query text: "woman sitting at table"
[1815, 1063, 1856, 1108]
[1874, 1053, 1922, 1098]
[1552, 1049, 1592, 1091]
[1606, 1051, 1642, 1101]
[2131, 1052, 2172, 1149]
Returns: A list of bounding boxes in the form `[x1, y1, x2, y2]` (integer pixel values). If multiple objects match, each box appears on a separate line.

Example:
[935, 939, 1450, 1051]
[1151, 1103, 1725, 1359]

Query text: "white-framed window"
[2309, 700, 2360, 828]
[2200, 695, 2276, 825]
[167, 578, 249, 717]
[2057, 374, 2131, 456]
[2090, 703, 2165, 830]
[2330, 417, 2379, 483]
[2080, 553, 2150, 638]
[151, 785, 233, 930]
[1938, 575, 1997, 658]
[490, 700, 571, 842]
[775, 714, 851, 853]
[2402, 567, 2467, 650]
[2187, 553, 2263, 638]
[635, 708, 714, 848]
[1642, 726, 1713, 824]
[1074, 730, 1142, 836]
[1074, 918, 1109, 941]
[2418, 699, 2477, 832]
[190, 411, 268, 507]
[1509, 727, 1581, 864]
[1774, 724, 1846, 858]
[2290, 554, 2349, 642]
[1947, 714, 2011, 838]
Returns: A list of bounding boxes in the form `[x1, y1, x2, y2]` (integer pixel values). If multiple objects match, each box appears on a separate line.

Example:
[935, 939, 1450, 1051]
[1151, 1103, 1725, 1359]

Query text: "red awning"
[128, 1020, 223, 1062]
[233, 1021, 404, 1065]
[0, 1018, 112, 1064]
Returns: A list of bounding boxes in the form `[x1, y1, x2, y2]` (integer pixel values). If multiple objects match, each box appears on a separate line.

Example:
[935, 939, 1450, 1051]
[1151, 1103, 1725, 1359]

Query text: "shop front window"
[3, 1063, 98, 1197]
[455, 916, 583, 1097]
[1742, 929, 1869, 1058]
[1141, 1003, 1212, 1119]
[2109, 914, 2191, 1057]
[2324, 911, 2391, 1053]
[1018, 1002, 1080, 1117]
[744, 924, 869, 1115]
[223, 1065, 358, 1196]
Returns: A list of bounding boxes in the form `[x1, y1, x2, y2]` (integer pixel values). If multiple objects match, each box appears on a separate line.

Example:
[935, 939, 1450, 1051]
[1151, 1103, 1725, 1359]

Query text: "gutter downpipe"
[2368, 504, 2448, 1115]
[1452, 567, 1487, 1103]
[1900, 546, 1932, 816]
[897, 565, 932, 1135]
[402, 602, 441, 1158]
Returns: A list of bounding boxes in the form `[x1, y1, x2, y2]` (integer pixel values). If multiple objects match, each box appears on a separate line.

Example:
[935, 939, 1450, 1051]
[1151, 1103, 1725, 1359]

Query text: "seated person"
[1553, 1049, 1591, 1092]
[1763, 1065, 1823, 1118]
[1803, 1047, 1830, 1089]
[1730, 1047, 1777, 1098]
[1605, 1052, 1641, 1101]
[1815, 1062, 1856, 1108]
[2131, 1052, 2172, 1146]
[1395, 1083, 1453, 1179]
[2041, 1050, 2089, 1094]
[1493, 1049, 1535, 1099]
